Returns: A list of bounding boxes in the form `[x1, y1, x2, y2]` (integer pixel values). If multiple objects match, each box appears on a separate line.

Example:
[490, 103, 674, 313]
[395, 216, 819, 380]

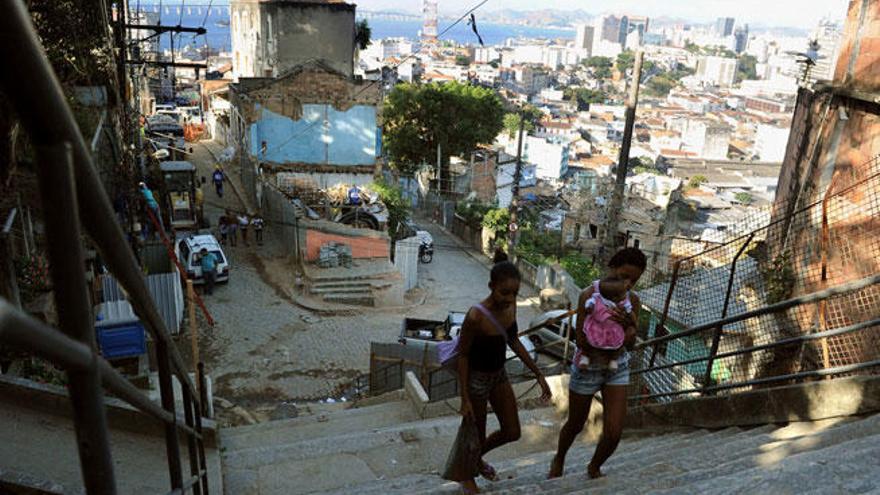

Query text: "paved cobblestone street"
[187, 141, 538, 423]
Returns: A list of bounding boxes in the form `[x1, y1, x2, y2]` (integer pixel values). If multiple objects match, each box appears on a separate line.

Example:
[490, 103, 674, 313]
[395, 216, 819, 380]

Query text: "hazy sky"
[354, 0, 850, 30]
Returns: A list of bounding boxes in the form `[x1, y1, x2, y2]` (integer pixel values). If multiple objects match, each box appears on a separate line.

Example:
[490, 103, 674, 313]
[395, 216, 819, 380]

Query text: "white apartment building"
[754, 124, 791, 161]
[695, 56, 738, 87]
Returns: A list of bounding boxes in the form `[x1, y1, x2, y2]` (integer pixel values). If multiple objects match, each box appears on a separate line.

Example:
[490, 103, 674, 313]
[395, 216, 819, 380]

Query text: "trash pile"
[318, 242, 353, 268]
[324, 183, 378, 205]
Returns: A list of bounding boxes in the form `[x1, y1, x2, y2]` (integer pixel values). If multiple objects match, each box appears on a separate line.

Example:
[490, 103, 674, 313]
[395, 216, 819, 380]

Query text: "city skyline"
[355, 0, 849, 31]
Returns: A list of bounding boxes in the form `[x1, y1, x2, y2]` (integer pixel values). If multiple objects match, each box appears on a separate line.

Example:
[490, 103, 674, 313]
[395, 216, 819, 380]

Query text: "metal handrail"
[0, 4, 210, 493]
[0, 300, 201, 437]
[0, 1, 200, 405]
[631, 317, 880, 376]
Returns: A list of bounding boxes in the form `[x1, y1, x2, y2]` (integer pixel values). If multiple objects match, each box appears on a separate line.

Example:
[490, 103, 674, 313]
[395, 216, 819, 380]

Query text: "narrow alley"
[187, 142, 538, 424]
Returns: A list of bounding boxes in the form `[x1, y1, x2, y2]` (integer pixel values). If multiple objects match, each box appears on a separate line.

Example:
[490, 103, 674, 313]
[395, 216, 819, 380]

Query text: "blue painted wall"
[249, 104, 378, 166]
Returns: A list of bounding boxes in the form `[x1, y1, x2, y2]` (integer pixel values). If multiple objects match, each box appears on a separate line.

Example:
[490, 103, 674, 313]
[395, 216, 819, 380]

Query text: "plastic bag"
[441, 414, 482, 481]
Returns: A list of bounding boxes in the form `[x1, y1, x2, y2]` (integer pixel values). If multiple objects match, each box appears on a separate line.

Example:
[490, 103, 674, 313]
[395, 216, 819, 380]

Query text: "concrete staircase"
[308, 280, 376, 307]
[301, 260, 404, 308]
[219, 395, 880, 495]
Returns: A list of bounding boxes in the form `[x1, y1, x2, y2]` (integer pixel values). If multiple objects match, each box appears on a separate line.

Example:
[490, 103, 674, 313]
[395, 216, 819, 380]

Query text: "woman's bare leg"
[549, 391, 593, 478]
[481, 380, 521, 456]
[587, 385, 627, 478]
[460, 395, 488, 493]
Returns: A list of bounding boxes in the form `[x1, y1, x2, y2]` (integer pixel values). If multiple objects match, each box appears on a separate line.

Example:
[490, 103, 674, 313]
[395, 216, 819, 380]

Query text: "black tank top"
[469, 321, 518, 372]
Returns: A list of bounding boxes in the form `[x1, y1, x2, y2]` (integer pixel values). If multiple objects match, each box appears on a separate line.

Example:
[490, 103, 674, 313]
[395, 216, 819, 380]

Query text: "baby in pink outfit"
[577, 277, 632, 371]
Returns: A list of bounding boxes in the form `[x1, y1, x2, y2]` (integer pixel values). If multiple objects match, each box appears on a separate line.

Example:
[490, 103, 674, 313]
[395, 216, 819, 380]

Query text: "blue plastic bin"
[94, 300, 147, 359]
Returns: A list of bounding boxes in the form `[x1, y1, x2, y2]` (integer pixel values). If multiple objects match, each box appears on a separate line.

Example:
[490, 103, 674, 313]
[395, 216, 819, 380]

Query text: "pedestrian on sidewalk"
[212, 166, 225, 198]
[199, 248, 218, 295]
[251, 214, 264, 246]
[238, 211, 250, 247]
[225, 209, 238, 247]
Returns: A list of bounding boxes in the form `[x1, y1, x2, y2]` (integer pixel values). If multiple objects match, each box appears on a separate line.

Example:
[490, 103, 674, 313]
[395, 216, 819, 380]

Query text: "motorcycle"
[419, 240, 434, 263]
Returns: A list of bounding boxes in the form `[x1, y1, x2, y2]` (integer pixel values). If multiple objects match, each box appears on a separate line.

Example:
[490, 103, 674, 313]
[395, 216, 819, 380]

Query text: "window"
[589, 224, 598, 239]
[633, 239, 641, 249]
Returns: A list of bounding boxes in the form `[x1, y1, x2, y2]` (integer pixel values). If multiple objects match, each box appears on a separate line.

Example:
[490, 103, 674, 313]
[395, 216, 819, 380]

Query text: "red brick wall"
[304, 229, 390, 261]
[471, 153, 497, 202]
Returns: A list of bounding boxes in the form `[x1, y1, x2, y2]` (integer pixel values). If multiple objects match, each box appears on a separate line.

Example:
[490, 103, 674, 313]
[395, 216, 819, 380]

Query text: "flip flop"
[478, 460, 499, 482]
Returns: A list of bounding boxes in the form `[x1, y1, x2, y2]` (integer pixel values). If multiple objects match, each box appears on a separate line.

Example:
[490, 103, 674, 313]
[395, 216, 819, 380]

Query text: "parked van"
[175, 234, 230, 284]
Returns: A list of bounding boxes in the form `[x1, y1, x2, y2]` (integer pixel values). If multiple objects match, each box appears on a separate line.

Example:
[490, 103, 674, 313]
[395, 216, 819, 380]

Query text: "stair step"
[673, 432, 880, 495]
[310, 280, 374, 289]
[310, 286, 373, 295]
[220, 400, 419, 452]
[324, 293, 375, 306]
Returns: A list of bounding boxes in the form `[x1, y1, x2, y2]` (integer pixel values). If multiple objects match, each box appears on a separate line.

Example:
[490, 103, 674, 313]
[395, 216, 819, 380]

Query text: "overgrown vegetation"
[455, 198, 493, 225]
[734, 192, 754, 204]
[688, 175, 709, 188]
[762, 250, 796, 304]
[370, 179, 410, 240]
[564, 87, 608, 110]
[481, 207, 510, 244]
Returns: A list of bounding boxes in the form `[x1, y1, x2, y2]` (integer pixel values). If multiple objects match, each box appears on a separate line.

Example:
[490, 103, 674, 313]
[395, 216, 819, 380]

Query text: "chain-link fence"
[632, 155, 880, 402]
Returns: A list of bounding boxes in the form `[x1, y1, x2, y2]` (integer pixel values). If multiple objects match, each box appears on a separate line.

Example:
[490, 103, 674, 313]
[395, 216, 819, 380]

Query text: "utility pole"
[601, 50, 643, 264]
[507, 110, 526, 256]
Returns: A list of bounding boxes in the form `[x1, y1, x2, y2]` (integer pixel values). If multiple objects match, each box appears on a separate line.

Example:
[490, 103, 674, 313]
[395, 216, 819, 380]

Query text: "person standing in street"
[238, 212, 250, 247]
[199, 248, 218, 295]
[225, 209, 238, 247]
[251, 214, 265, 246]
[195, 177, 206, 226]
[212, 166, 225, 198]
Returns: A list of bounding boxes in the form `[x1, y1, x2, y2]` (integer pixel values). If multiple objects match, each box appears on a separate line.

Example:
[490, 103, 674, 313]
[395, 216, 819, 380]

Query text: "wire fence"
[632, 155, 880, 402]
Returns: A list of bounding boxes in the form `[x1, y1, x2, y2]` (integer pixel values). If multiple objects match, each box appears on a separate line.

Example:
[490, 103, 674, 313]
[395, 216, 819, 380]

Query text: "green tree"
[503, 105, 542, 138]
[645, 75, 677, 97]
[354, 19, 372, 51]
[617, 50, 635, 72]
[736, 54, 758, 83]
[454, 54, 471, 66]
[584, 56, 613, 79]
[382, 82, 505, 177]
[482, 208, 511, 243]
[564, 87, 607, 109]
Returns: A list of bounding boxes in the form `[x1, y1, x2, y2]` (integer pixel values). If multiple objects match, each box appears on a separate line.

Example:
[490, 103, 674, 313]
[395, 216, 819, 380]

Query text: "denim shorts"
[568, 352, 630, 396]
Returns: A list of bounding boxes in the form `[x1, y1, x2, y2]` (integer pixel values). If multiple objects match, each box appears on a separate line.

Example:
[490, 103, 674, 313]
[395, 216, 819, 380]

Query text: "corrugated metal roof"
[100, 272, 184, 335]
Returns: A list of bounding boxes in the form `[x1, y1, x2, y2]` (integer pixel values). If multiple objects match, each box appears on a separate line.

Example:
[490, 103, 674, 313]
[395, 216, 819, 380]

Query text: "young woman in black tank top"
[445, 251, 551, 494]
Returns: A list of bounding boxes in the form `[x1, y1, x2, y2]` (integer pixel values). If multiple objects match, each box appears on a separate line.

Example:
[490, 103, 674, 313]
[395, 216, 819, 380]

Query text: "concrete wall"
[265, 2, 355, 78]
[249, 103, 378, 166]
[394, 236, 420, 291]
[232, 1, 355, 79]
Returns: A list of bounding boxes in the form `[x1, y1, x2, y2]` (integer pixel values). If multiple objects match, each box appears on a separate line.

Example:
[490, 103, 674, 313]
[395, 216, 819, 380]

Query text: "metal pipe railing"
[35, 142, 116, 493]
[631, 359, 880, 401]
[0, 1, 201, 405]
[0, 5, 210, 493]
[0, 299, 202, 439]
[631, 317, 880, 376]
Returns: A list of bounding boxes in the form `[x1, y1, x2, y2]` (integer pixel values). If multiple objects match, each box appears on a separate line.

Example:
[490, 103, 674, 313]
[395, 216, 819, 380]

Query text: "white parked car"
[175, 234, 230, 284]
